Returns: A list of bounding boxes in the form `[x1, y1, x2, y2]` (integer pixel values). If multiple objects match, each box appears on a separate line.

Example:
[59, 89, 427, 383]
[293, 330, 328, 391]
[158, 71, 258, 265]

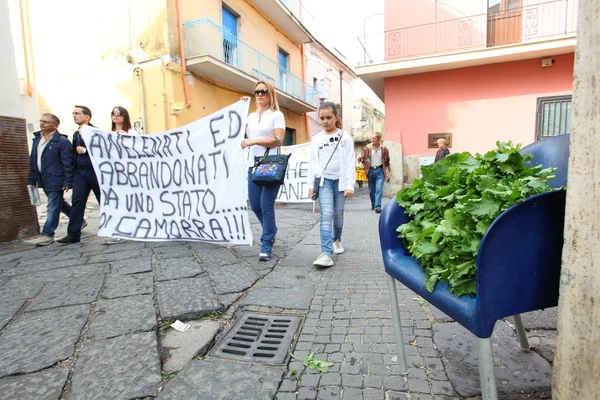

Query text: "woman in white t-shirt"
[106, 106, 138, 245]
[307, 102, 356, 268]
[240, 80, 286, 261]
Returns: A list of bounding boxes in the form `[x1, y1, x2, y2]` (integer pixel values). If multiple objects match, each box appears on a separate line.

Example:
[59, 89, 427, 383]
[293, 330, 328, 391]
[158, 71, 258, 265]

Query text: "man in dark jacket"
[28, 113, 74, 246]
[57, 106, 98, 244]
[434, 138, 450, 162]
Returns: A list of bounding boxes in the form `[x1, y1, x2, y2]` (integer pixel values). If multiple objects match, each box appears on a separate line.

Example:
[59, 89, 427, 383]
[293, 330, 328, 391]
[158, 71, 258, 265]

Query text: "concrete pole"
[552, 0, 600, 398]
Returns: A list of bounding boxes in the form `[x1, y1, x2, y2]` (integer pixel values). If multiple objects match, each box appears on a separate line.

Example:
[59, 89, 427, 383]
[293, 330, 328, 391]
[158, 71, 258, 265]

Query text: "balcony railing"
[358, 0, 578, 65]
[183, 18, 317, 106]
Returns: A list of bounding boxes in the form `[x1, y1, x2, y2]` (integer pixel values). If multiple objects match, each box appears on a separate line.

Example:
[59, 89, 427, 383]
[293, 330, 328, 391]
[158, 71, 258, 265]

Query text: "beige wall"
[23, 0, 170, 133]
[180, 0, 303, 79]
[21, 0, 307, 138]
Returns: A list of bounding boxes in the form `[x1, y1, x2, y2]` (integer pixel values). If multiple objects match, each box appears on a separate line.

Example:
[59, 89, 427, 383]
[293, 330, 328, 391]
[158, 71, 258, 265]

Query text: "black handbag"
[251, 138, 291, 187]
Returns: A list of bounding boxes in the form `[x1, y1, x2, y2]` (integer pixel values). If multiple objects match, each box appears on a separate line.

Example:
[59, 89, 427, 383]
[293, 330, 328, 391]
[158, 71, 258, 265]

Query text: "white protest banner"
[276, 142, 311, 203]
[81, 100, 252, 244]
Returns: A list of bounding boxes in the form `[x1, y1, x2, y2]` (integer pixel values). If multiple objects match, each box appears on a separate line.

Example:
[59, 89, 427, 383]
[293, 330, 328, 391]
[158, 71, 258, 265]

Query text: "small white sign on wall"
[419, 156, 435, 178]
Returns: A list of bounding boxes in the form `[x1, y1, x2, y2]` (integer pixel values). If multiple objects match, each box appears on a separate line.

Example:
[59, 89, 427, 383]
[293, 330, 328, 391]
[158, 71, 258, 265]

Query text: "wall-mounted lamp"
[360, 117, 368, 128]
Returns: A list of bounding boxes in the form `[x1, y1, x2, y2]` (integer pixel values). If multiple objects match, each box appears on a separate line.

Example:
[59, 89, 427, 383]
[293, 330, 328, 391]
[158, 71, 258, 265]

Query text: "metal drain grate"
[209, 313, 301, 364]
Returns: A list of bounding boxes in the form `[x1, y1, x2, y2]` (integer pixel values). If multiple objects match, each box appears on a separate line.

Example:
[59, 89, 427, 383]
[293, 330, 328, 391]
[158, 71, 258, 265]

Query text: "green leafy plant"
[290, 352, 334, 373]
[397, 141, 556, 297]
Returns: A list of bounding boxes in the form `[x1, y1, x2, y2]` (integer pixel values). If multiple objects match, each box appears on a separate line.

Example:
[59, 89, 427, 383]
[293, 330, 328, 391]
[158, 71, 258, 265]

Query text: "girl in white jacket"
[308, 102, 356, 267]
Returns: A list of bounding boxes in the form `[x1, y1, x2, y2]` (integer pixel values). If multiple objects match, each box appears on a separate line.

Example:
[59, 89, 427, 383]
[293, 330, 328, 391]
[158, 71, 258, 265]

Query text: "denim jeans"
[248, 168, 280, 254]
[67, 168, 101, 239]
[368, 168, 385, 210]
[318, 178, 346, 256]
[42, 189, 70, 237]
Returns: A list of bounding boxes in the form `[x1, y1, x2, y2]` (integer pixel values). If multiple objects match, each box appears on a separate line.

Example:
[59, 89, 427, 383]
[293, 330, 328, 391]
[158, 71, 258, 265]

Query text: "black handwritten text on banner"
[276, 142, 311, 203]
[81, 100, 252, 244]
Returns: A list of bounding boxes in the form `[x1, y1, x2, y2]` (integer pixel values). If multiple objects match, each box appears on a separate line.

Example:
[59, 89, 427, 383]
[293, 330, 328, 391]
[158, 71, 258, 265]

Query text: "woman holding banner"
[106, 106, 139, 245]
[240, 81, 286, 261]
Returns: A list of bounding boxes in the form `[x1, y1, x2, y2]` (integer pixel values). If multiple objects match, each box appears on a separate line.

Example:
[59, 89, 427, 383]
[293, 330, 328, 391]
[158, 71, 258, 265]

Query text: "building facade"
[1, 0, 38, 241]
[13, 0, 320, 144]
[357, 0, 577, 184]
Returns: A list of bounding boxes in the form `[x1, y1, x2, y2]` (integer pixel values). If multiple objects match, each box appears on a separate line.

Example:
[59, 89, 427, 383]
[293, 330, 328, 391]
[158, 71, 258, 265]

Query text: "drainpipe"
[339, 69, 343, 123]
[134, 67, 147, 134]
[176, 0, 192, 108]
[300, 44, 310, 141]
[18, 0, 32, 97]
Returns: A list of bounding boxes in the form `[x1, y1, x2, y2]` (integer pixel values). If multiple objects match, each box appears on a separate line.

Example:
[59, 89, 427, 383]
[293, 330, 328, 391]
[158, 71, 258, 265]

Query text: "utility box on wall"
[0, 116, 39, 241]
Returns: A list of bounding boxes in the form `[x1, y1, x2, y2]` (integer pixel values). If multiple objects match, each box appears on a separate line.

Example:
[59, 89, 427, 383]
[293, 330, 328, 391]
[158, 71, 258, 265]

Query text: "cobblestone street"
[0, 191, 556, 399]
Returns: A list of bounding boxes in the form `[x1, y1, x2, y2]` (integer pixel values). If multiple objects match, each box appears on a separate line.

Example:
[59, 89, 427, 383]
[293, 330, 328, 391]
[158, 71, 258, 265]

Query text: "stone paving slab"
[0, 299, 25, 329]
[526, 329, 557, 364]
[194, 246, 244, 267]
[433, 320, 552, 397]
[159, 359, 283, 399]
[157, 276, 222, 320]
[219, 292, 243, 309]
[4, 256, 91, 277]
[242, 287, 314, 310]
[111, 257, 153, 275]
[0, 275, 45, 303]
[0, 368, 69, 400]
[205, 262, 260, 294]
[69, 331, 162, 400]
[27, 275, 104, 311]
[519, 307, 558, 330]
[0, 304, 89, 378]
[86, 248, 152, 265]
[155, 256, 205, 281]
[87, 294, 156, 340]
[153, 242, 194, 259]
[101, 272, 154, 299]
[259, 266, 322, 288]
[161, 320, 221, 372]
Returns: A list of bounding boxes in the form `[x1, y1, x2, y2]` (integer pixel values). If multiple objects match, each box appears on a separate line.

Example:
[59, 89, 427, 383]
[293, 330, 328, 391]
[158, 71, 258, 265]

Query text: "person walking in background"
[105, 106, 138, 244]
[57, 105, 97, 245]
[240, 81, 285, 262]
[356, 157, 365, 191]
[308, 102, 355, 268]
[28, 113, 74, 246]
[361, 132, 391, 213]
[434, 138, 450, 162]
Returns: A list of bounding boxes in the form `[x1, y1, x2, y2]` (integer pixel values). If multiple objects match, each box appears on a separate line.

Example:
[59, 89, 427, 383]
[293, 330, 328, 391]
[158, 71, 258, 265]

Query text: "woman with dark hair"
[106, 106, 138, 245]
[240, 80, 285, 261]
[110, 106, 138, 135]
[308, 102, 356, 268]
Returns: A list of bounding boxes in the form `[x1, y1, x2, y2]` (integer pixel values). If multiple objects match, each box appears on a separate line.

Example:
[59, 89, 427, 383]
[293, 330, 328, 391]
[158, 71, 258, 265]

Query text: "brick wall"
[0, 115, 39, 241]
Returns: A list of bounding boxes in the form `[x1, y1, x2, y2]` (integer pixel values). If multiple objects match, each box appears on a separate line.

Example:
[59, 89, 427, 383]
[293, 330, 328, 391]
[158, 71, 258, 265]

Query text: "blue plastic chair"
[379, 135, 570, 400]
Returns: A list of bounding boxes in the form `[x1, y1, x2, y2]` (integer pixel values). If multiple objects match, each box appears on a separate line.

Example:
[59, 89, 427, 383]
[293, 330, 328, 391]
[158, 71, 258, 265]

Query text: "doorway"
[222, 6, 238, 66]
[487, 0, 522, 47]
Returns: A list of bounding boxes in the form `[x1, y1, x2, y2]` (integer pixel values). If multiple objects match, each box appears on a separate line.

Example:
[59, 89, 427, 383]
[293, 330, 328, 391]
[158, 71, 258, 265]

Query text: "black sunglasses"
[253, 89, 269, 96]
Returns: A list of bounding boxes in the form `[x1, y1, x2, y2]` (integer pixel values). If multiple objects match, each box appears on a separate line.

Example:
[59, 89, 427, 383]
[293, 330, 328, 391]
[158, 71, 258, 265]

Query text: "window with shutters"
[535, 95, 572, 141]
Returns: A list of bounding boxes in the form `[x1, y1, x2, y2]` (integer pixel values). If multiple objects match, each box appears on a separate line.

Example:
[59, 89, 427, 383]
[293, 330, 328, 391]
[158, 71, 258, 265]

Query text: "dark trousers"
[67, 168, 100, 239]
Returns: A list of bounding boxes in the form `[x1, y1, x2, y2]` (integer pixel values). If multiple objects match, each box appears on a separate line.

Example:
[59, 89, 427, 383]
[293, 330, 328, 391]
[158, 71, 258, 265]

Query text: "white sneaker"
[35, 235, 54, 246]
[313, 253, 334, 267]
[333, 240, 344, 254]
